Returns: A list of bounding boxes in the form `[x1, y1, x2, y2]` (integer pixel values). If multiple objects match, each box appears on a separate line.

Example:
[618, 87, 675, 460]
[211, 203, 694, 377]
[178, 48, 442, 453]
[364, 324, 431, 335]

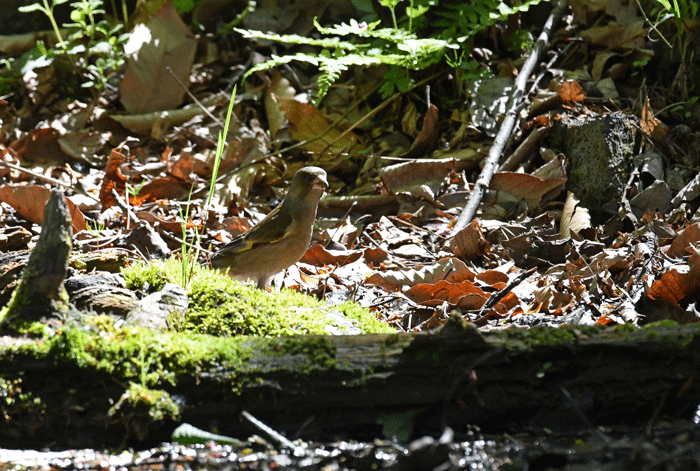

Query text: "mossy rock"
[122, 259, 394, 336]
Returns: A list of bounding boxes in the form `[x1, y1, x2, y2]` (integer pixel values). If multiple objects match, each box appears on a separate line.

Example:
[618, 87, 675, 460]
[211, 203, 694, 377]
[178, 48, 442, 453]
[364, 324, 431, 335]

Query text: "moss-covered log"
[1, 319, 700, 449]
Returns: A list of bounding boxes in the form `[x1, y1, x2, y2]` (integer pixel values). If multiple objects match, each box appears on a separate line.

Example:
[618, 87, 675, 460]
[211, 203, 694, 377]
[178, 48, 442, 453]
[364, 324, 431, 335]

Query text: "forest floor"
[1, 0, 700, 468]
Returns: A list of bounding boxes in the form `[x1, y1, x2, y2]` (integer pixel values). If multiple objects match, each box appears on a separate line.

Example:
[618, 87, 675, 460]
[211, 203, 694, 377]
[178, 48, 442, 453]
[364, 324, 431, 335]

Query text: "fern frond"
[316, 60, 348, 104]
[314, 19, 418, 43]
[241, 54, 308, 82]
[236, 0, 544, 105]
[234, 28, 359, 50]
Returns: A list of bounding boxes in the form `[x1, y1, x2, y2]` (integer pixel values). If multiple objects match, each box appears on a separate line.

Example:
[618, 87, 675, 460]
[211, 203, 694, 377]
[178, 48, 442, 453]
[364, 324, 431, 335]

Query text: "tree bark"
[1, 318, 699, 449]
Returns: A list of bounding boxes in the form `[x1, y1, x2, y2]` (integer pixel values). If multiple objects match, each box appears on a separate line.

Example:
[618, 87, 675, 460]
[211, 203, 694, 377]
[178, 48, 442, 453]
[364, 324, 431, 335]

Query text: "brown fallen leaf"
[401, 104, 440, 159]
[265, 70, 296, 139]
[559, 80, 584, 104]
[119, 1, 197, 114]
[646, 247, 700, 305]
[560, 191, 591, 238]
[365, 257, 476, 291]
[490, 172, 567, 209]
[666, 223, 700, 259]
[299, 244, 362, 266]
[99, 148, 128, 210]
[279, 98, 362, 171]
[450, 219, 490, 260]
[0, 184, 86, 233]
[128, 176, 192, 206]
[10, 127, 65, 163]
[404, 280, 487, 310]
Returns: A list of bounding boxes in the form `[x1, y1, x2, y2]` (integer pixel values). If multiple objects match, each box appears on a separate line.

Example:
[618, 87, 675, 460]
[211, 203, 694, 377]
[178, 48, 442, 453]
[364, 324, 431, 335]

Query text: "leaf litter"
[3, 1, 700, 468]
[0, 0, 699, 337]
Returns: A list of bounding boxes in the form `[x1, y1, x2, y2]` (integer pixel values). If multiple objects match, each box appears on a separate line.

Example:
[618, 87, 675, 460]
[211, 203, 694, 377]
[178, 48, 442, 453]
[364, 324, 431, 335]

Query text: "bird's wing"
[221, 208, 293, 255]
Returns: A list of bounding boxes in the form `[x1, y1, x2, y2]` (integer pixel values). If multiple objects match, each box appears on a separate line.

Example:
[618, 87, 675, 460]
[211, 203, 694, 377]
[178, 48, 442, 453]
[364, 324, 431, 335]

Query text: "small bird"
[210, 166, 328, 289]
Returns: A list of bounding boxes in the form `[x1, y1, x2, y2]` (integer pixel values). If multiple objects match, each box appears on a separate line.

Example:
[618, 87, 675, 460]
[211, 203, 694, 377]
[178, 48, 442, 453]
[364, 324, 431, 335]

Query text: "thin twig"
[450, 0, 568, 237]
[498, 125, 550, 172]
[240, 410, 300, 451]
[110, 188, 139, 228]
[478, 266, 537, 316]
[166, 65, 224, 127]
[0, 159, 99, 202]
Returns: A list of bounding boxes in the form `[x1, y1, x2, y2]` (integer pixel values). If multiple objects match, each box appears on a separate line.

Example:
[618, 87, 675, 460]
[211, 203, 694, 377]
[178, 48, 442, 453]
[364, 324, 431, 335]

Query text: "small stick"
[499, 125, 550, 172]
[0, 158, 99, 202]
[240, 410, 298, 450]
[450, 0, 568, 237]
[478, 266, 537, 316]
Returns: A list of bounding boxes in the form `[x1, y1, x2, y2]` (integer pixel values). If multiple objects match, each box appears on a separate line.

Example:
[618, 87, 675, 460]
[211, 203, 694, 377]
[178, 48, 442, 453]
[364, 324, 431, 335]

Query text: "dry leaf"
[10, 127, 65, 163]
[450, 219, 490, 260]
[380, 159, 453, 199]
[490, 172, 567, 209]
[647, 247, 700, 304]
[0, 184, 86, 233]
[265, 70, 296, 139]
[559, 80, 584, 103]
[667, 223, 700, 259]
[299, 244, 362, 266]
[365, 257, 476, 291]
[128, 176, 190, 206]
[404, 280, 487, 309]
[119, 1, 197, 114]
[560, 191, 591, 238]
[279, 98, 362, 170]
[99, 148, 128, 210]
[401, 104, 440, 159]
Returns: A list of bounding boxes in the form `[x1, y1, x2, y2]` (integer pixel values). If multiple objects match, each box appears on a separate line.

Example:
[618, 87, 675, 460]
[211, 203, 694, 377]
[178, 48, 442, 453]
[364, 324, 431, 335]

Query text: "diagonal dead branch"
[450, 0, 568, 237]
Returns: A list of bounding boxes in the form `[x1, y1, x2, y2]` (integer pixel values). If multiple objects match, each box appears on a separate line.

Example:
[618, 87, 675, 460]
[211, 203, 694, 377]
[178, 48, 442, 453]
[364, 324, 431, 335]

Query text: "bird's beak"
[313, 175, 329, 191]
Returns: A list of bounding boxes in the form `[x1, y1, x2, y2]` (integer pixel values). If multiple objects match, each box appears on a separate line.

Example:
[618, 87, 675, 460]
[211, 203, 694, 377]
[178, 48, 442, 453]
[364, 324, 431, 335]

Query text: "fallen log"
[0, 317, 699, 449]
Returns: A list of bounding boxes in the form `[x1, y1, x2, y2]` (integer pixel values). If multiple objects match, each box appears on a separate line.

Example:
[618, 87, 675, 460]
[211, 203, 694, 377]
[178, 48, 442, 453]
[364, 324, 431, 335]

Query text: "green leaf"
[379, 81, 396, 99]
[172, 423, 240, 445]
[396, 76, 414, 93]
[235, 27, 358, 50]
[406, 4, 429, 18]
[380, 0, 401, 8]
[18, 3, 46, 13]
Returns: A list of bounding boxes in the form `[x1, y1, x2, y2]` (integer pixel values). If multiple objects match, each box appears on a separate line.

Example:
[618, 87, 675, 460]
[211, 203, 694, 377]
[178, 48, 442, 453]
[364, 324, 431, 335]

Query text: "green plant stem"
[178, 87, 237, 286]
[46, 0, 67, 46]
[637, 0, 672, 48]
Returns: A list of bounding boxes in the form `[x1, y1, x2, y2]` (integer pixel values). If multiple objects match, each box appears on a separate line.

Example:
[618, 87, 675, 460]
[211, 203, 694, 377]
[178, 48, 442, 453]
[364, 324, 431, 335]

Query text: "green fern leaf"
[234, 28, 358, 50]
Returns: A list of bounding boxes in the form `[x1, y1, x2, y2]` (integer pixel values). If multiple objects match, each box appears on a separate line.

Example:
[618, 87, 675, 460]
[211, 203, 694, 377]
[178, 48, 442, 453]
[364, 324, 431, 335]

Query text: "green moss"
[109, 382, 180, 422]
[610, 323, 637, 335]
[0, 319, 51, 338]
[336, 301, 395, 334]
[122, 260, 174, 291]
[121, 259, 394, 337]
[0, 323, 249, 389]
[639, 320, 697, 349]
[0, 256, 397, 429]
[642, 320, 680, 329]
[275, 336, 337, 370]
[500, 325, 578, 349]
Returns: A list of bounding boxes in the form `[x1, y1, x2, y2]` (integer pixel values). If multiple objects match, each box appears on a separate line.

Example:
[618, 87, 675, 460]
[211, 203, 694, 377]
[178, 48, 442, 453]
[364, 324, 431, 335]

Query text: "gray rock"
[125, 282, 188, 330]
[551, 112, 639, 213]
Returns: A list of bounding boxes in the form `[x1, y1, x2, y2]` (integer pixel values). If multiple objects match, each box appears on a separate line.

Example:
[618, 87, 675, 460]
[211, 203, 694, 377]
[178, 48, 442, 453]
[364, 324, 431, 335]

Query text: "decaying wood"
[1, 318, 700, 449]
[2, 189, 72, 322]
